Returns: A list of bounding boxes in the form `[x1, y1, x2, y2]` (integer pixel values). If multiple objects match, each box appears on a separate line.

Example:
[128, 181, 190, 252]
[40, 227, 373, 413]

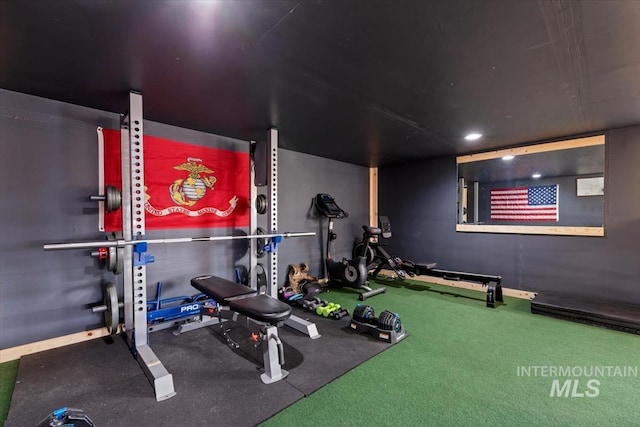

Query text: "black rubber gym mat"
[5, 309, 394, 426]
[531, 292, 640, 334]
[282, 307, 392, 396]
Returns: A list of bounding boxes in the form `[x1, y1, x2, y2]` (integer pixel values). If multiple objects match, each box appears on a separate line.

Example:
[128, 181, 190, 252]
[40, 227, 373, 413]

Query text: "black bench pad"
[191, 275, 292, 323]
[229, 294, 292, 323]
[191, 275, 256, 305]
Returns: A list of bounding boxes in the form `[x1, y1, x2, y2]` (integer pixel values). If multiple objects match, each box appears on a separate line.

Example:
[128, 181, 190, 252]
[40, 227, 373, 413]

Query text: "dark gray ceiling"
[1, 0, 639, 166]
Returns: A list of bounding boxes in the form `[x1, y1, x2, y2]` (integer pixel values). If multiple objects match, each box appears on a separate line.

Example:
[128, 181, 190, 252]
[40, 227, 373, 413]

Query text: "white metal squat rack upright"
[120, 92, 176, 401]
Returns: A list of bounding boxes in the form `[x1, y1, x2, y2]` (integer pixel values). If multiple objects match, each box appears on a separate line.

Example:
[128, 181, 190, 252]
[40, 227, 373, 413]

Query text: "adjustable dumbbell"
[352, 304, 402, 332]
[352, 304, 376, 324]
[376, 310, 403, 332]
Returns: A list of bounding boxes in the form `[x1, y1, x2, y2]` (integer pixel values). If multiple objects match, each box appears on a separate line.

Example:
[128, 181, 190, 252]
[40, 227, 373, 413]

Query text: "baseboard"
[0, 325, 123, 363]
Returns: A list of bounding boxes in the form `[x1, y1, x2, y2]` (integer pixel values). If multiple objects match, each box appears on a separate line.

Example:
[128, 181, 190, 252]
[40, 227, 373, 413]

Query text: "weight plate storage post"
[90, 185, 122, 212]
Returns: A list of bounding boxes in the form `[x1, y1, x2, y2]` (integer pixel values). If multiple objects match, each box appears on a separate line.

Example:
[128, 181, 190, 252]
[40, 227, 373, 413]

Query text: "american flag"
[490, 185, 558, 222]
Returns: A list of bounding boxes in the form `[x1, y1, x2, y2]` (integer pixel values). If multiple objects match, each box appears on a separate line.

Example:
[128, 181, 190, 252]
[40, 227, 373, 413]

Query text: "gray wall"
[379, 126, 640, 303]
[277, 150, 369, 282]
[0, 90, 368, 349]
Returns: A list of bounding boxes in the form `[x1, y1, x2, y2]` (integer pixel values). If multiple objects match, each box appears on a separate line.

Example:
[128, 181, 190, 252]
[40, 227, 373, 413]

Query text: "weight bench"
[190, 275, 292, 384]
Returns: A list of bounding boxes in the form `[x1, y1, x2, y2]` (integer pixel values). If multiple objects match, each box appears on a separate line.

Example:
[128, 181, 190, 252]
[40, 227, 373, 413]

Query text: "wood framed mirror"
[456, 135, 605, 236]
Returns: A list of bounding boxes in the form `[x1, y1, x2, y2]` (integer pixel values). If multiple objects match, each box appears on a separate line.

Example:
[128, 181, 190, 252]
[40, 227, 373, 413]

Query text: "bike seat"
[362, 225, 382, 236]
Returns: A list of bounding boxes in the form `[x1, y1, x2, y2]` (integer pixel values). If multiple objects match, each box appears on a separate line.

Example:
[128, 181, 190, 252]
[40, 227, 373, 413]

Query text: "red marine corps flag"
[101, 128, 250, 230]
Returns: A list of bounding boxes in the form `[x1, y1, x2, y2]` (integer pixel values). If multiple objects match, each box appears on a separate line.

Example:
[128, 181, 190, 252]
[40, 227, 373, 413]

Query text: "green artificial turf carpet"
[261, 278, 640, 426]
[0, 359, 19, 424]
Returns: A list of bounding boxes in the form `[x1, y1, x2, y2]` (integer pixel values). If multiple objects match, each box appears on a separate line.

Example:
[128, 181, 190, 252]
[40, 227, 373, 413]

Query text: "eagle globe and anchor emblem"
[169, 157, 217, 206]
[143, 157, 238, 218]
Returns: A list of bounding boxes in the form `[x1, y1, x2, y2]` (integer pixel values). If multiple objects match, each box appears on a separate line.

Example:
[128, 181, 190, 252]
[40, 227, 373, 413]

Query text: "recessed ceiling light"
[464, 133, 482, 141]
[502, 155, 515, 161]
[532, 173, 541, 179]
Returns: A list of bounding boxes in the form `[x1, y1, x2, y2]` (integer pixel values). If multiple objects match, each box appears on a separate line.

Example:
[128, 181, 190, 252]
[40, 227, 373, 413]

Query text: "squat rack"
[43, 91, 318, 401]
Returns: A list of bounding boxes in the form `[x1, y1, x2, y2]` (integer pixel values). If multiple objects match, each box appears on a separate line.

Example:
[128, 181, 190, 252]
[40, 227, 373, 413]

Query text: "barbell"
[43, 231, 316, 251]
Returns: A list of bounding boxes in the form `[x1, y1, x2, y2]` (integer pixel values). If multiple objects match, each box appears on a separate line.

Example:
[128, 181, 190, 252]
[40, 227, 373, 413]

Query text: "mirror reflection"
[456, 136, 605, 236]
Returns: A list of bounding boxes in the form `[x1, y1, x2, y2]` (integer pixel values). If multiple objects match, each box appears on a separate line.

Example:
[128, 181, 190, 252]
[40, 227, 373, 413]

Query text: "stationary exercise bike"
[314, 193, 386, 300]
[352, 216, 413, 281]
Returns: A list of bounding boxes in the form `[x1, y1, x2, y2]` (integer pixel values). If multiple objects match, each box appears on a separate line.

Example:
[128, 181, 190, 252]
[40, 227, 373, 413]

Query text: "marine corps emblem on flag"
[143, 157, 239, 219]
[170, 158, 217, 207]
[101, 128, 250, 230]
